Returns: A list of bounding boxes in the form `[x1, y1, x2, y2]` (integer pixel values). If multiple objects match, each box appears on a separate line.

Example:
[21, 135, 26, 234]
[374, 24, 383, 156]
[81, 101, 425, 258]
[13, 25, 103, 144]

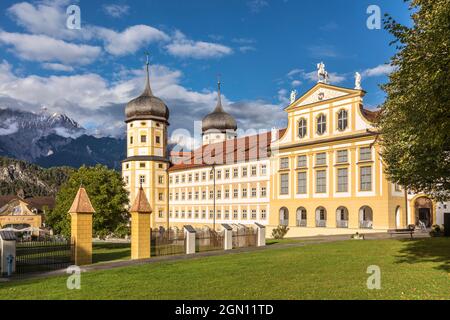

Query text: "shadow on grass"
[93, 242, 131, 264]
[395, 237, 450, 272]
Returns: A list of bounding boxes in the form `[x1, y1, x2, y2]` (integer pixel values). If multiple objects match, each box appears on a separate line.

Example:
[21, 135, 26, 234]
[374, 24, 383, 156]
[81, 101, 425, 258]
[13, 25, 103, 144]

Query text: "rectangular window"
[297, 172, 307, 194]
[297, 155, 307, 168]
[202, 191, 206, 200]
[175, 193, 179, 201]
[188, 174, 192, 182]
[158, 193, 163, 201]
[360, 147, 372, 161]
[233, 210, 238, 219]
[260, 164, 267, 176]
[242, 167, 248, 177]
[139, 162, 146, 168]
[360, 166, 372, 191]
[181, 175, 185, 183]
[217, 190, 221, 199]
[225, 210, 230, 219]
[209, 191, 214, 199]
[158, 176, 164, 184]
[188, 192, 192, 200]
[233, 168, 239, 178]
[242, 188, 247, 198]
[261, 187, 267, 197]
[139, 175, 145, 185]
[251, 188, 257, 197]
[337, 168, 348, 192]
[202, 172, 206, 181]
[225, 189, 230, 199]
[242, 210, 247, 219]
[233, 189, 238, 198]
[195, 191, 199, 200]
[130, 136, 133, 145]
[251, 210, 257, 219]
[316, 153, 327, 166]
[225, 169, 230, 179]
[337, 150, 348, 163]
[195, 173, 199, 182]
[140, 135, 147, 143]
[261, 209, 267, 220]
[280, 173, 289, 195]
[280, 157, 289, 169]
[216, 170, 222, 180]
[175, 176, 179, 184]
[251, 166, 257, 176]
[316, 170, 327, 193]
[155, 136, 160, 144]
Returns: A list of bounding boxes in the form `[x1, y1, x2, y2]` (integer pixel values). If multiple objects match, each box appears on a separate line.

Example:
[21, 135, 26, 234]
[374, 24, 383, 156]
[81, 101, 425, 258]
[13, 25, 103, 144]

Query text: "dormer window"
[337, 109, 348, 131]
[298, 118, 307, 138]
[317, 114, 327, 135]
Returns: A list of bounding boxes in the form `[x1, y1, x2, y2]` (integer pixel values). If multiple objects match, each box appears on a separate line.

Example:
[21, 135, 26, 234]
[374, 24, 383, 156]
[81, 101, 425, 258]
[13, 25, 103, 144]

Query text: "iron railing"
[15, 240, 74, 275]
[195, 229, 224, 253]
[336, 220, 349, 228]
[232, 227, 257, 248]
[316, 220, 327, 228]
[150, 229, 185, 257]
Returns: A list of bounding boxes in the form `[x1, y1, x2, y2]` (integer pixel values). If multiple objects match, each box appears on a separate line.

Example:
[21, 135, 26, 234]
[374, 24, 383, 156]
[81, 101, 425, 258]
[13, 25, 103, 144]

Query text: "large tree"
[377, 0, 450, 201]
[47, 165, 130, 238]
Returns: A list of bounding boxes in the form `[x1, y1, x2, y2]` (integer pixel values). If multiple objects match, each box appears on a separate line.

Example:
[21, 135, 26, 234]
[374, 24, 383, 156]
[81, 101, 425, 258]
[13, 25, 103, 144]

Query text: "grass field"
[1, 237, 449, 300]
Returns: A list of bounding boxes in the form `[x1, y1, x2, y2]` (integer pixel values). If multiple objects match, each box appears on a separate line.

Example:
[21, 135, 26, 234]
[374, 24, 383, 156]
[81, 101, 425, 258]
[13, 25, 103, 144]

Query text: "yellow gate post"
[131, 187, 153, 260]
[68, 186, 95, 266]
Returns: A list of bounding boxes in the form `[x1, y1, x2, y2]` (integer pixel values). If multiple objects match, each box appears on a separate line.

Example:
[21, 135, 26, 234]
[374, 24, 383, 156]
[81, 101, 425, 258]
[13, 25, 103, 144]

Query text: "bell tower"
[122, 54, 170, 228]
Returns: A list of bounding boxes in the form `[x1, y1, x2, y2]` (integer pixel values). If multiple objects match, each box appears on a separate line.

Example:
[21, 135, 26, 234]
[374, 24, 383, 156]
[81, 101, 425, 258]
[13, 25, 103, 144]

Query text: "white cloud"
[291, 80, 302, 87]
[288, 68, 346, 85]
[0, 31, 101, 65]
[0, 119, 19, 135]
[307, 44, 338, 58]
[247, 0, 269, 13]
[166, 31, 233, 59]
[103, 4, 130, 18]
[239, 46, 256, 53]
[362, 64, 396, 77]
[95, 25, 169, 56]
[41, 63, 74, 72]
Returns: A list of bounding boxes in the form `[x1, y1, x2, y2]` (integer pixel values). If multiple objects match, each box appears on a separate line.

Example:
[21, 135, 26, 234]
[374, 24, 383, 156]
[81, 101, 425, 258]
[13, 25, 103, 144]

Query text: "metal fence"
[195, 229, 224, 253]
[15, 240, 74, 275]
[150, 228, 185, 257]
[232, 227, 257, 248]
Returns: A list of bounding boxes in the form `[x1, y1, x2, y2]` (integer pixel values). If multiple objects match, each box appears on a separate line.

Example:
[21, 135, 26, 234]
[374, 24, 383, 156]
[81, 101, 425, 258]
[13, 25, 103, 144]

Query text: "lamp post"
[210, 164, 216, 231]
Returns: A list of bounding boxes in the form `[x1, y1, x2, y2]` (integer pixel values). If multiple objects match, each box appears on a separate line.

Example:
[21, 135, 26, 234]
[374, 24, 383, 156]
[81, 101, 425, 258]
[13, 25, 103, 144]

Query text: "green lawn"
[1, 238, 449, 300]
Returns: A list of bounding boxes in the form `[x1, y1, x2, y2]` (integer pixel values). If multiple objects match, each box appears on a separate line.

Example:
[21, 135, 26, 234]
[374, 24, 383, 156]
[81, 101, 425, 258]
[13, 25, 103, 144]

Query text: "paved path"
[1, 231, 430, 283]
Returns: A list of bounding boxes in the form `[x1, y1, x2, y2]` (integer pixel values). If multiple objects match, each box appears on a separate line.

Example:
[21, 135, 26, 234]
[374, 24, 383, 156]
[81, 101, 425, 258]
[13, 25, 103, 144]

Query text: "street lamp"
[210, 164, 216, 231]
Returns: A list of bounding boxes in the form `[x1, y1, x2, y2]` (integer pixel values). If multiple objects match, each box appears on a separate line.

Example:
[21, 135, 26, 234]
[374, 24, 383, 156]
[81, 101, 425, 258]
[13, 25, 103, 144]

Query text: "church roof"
[169, 128, 286, 172]
[130, 187, 152, 213]
[68, 187, 95, 214]
[125, 61, 169, 123]
[201, 81, 237, 133]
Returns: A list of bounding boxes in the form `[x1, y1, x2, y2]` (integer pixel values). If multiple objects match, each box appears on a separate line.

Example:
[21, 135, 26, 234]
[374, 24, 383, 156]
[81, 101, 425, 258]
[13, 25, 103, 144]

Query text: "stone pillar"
[0, 231, 16, 276]
[130, 187, 152, 260]
[184, 225, 196, 255]
[69, 186, 95, 266]
[255, 223, 266, 247]
[222, 224, 233, 250]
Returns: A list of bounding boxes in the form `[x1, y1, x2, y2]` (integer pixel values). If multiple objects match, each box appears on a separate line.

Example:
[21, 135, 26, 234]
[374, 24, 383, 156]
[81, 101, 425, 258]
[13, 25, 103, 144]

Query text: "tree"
[377, 0, 450, 201]
[47, 165, 130, 237]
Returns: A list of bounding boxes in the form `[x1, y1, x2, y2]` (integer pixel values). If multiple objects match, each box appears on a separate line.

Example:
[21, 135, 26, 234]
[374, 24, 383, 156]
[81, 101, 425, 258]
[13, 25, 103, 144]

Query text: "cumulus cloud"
[95, 25, 170, 56]
[41, 63, 74, 72]
[0, 31, 101, 65]
[166, 31, 233, 59]
[247, 0, 269, 13]
[362, 64, 396, 77]
[287, 68, 346, 85]
[103, 4, 130, 18]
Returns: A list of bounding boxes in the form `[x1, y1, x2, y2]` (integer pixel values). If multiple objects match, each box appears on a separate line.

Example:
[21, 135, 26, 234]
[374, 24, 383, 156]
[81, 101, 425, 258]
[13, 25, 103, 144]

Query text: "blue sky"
[0, 0, 411, 144]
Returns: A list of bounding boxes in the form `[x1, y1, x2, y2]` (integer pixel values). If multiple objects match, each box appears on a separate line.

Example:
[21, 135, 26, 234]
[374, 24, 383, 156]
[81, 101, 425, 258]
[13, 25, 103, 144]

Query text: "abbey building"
[122, 61, 438, 237]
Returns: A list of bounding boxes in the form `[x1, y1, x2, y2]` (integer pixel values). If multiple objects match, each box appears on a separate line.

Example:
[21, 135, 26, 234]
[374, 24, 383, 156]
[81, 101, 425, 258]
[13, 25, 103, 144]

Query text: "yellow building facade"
[122, 63, 436, 237]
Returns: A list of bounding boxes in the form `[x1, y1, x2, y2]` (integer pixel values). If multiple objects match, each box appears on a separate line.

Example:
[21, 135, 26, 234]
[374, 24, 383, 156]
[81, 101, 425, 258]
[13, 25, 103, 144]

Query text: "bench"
[388, 228, 415, 239]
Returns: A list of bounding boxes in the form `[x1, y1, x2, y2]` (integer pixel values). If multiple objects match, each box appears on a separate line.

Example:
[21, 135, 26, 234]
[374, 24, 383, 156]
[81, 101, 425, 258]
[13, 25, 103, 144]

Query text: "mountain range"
[0, 107, 125, 170]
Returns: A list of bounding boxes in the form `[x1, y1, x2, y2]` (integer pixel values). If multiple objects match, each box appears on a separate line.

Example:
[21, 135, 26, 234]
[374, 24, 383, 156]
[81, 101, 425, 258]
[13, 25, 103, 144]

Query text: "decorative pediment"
[286, 83, 363, 111]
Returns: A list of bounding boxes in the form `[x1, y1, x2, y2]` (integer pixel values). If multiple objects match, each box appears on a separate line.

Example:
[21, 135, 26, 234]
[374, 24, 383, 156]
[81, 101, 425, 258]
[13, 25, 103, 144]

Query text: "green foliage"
[377, 0, 450, 201]
[271, 225, 289, 239]
[0, 156, 73, 196]
[430, 225, 444, 237]
[47, 165, 130, 237]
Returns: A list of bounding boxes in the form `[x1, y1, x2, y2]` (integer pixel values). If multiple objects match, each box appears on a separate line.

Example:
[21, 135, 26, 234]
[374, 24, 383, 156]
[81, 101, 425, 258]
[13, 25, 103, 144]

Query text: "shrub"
[430, 225, 444, 237]
[272, 225, 289, 239]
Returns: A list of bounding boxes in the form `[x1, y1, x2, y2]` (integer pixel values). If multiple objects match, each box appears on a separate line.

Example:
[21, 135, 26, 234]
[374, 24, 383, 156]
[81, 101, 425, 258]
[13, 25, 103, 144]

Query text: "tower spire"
[143, 51, 153, 96]
[215, 75, 224, 112]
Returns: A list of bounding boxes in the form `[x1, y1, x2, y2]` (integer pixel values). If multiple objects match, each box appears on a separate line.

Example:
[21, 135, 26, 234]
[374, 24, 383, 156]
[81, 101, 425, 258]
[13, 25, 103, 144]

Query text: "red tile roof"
[169, 129, 286, 172]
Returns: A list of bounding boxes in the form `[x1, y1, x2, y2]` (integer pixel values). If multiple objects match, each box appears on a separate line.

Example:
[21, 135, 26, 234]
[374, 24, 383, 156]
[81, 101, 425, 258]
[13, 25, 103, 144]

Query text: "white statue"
[355, 72, 362, 90]
[290, 90, 297, 103]
[317, 62, 329, 84]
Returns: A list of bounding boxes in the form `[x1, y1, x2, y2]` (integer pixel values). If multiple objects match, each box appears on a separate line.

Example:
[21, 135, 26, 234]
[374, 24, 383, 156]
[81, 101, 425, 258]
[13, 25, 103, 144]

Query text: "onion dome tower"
[201, 80, 237, 145]
[122, 54, 170, 229]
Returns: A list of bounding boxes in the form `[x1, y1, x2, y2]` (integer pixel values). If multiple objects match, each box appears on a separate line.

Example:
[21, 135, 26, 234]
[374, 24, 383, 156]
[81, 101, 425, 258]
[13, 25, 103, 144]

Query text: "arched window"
[336, 206, 349, 228]
[337, 109, 348, 131]
[279, 207, 289, 226]
[317, 114, 327, 135]
[315, 206, 327, 227]
[395, 206, 401, 228]
[296, 207, 307, 227]
[298, 118, 307, 138]
[359, 206, 373, 229]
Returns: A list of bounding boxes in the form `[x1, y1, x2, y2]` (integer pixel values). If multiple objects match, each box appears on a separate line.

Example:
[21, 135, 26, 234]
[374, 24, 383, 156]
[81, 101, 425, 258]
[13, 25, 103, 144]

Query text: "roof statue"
[355, 72, 362, 90]
[317, 62, 329, 84]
